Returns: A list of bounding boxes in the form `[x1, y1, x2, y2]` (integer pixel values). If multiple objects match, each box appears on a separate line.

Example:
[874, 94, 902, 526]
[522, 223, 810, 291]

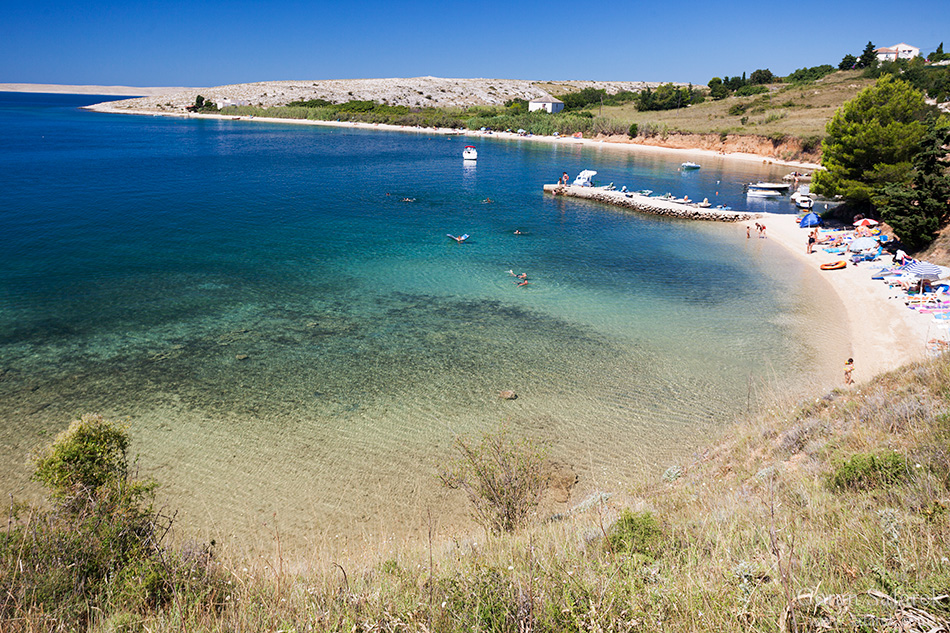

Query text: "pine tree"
[858, 41, 877, 69]
[876, 122, 950, 249]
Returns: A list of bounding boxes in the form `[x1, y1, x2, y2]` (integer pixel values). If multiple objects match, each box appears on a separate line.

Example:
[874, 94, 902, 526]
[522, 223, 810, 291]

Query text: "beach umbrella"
[902, 261, 945, 280]
[799, 212, 822, 227]
[848, 236, 879, 251]
[853, 218, 879, 227]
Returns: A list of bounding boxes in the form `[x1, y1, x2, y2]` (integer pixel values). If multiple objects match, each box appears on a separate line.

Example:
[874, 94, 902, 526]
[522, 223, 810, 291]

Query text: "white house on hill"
[528, 96, 564, 114]
[875, 43, 920, 62]
[215, 98, 251, 109]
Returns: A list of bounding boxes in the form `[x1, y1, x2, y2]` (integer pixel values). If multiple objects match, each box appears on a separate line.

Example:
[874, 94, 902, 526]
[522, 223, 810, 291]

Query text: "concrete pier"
[543, 184, 759, 222]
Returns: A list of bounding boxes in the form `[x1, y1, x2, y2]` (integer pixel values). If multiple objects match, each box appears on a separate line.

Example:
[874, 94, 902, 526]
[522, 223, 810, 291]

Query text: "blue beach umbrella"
[902, 261, 945, 280]
[799, 212, 822, 227]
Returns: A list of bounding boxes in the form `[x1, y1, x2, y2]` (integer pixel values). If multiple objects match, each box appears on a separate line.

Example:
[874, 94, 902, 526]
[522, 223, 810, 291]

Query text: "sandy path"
[758, 213, 934, 383]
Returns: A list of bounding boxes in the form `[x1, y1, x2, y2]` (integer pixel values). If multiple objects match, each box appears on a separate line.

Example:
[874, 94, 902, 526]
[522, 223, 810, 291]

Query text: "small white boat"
[795, 197, 815, 209]
[747, 187, 783, 198]
[791, 190, 815, 208]
[462, 146, 477, 161]
[572, 169, 597, 187]
[681, 162, 701, 170]
[749, 181, 790, 191]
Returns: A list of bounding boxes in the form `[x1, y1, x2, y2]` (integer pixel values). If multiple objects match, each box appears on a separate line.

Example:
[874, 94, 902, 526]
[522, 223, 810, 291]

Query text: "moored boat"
[747, 186, 783, 198]
[572, 169, 597, 187]
[748, 181, 790, 191]
[681, 161, 701, 170]
[462, 145, 477, 161]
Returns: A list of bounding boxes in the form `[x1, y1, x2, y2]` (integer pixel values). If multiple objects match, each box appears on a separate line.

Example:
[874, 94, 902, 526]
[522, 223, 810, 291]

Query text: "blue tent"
[799, 212, 822, 227]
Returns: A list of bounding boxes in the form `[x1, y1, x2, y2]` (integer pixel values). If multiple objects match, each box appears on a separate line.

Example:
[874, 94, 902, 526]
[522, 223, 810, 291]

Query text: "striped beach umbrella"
[902, 261, 945, 280]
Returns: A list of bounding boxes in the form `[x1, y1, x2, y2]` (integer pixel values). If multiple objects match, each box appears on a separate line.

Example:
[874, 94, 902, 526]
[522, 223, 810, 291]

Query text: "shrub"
[1, 414, 222, 629]
[830, 452, 909, 491]
[728, 103, 747, 116]
[606, 509, 664, 560]
[628, 122, 638, 138]
[439, 427, 547, 533]
[735, 85, 769, 97]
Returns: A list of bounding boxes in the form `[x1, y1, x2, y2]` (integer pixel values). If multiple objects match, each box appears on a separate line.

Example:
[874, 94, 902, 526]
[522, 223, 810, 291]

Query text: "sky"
[3, 0, 949, 88]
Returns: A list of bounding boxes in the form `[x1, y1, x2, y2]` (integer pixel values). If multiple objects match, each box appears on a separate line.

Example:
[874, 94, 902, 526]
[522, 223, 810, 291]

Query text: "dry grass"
[26, 353, 941, 633]
[594, 71, 874, 139]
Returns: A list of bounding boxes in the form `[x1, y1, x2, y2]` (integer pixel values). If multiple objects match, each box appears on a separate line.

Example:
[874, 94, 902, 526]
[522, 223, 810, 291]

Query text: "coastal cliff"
[595, 131, 823, 164]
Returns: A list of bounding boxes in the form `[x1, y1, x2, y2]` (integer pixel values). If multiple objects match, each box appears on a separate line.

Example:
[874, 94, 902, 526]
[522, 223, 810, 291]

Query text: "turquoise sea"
[0, 93, 848, 550]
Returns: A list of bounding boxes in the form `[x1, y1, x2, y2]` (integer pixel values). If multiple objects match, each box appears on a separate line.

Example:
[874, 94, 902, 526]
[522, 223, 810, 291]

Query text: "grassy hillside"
[551, 70, 875, 142]
[5, 353, 949, 631]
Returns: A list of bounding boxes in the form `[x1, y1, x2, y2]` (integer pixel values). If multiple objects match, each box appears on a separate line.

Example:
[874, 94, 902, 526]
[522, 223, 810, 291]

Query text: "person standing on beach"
[844, 358, 854, 385]
[561, 172, 569, 185]
[807, 228, 817, 254]
[747, 225, 751, 239]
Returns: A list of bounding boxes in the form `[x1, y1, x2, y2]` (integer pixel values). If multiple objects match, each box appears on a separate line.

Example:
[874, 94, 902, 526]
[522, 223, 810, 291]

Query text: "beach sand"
[759, 213, 933, 383]
[82, 104, 822, 171]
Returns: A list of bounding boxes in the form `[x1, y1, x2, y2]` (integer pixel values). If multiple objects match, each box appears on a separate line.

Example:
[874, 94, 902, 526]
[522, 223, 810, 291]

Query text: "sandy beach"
[760, 213, 933, 383]
[82, 104, 822, 171]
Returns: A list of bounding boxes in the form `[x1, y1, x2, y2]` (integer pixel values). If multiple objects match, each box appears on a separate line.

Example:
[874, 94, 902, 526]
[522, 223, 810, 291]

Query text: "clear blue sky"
[3, 0, 948, 87]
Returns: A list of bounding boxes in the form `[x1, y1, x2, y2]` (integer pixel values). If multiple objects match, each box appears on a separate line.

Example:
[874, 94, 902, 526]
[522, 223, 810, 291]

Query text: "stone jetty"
[543, 184, 759, 222]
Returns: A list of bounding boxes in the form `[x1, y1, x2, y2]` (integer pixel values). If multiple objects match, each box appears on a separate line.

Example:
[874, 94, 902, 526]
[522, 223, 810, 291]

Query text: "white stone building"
[215, 98, 251, 109]
[528, 96, 564, 113]
[875, 43, 920, 62]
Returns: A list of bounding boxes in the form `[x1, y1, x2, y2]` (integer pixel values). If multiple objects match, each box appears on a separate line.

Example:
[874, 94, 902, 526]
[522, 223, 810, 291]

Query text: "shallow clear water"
[0, 93, 847, 550]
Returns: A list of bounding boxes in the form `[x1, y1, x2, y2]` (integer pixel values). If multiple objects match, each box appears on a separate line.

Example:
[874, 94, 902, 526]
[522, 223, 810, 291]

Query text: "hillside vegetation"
[590, 70, 875, 143]
[4, 354, 950, 631]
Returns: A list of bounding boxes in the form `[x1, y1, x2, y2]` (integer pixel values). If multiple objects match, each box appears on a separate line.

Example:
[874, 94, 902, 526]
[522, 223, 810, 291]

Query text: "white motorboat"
[749, 181, 790, 191]
[462, 145, 477, 161]
[572, 169, 597, 187]
[747, 186, 783, 198]
[681, 161, 701, 170]
[795, 197, 815, 209]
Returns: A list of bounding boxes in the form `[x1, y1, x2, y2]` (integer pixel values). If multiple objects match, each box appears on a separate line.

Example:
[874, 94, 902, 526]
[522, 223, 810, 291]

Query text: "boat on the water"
[747, 186, 783, 198]
[748, 181, 790, 191]
[462, 146, 477, 161]
[572, 169, 597, 187]
[681, 162, 701, 170]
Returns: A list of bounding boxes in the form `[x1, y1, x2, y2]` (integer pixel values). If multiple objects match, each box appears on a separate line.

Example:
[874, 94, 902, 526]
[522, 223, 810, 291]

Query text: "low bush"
[829, 452, 909, 491]
[439, 426, 547, 533]
[606, 509, 664, 560]
[0, 414, 224, 630]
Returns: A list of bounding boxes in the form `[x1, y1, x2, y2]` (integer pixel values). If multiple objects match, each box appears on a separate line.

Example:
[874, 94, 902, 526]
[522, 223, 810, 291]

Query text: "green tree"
[875, 122, 950, 250]
[707, 77, 728, 99]
[839, 54, 858, 70]
[811, 75, 933, 205]
[749, 68, 774, 85]
[928, 42, 947, 62]
[858, 41, 877, 69]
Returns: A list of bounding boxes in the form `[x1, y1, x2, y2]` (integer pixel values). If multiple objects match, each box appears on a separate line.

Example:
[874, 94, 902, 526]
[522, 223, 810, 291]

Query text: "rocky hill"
[95, 76, 664, 112]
